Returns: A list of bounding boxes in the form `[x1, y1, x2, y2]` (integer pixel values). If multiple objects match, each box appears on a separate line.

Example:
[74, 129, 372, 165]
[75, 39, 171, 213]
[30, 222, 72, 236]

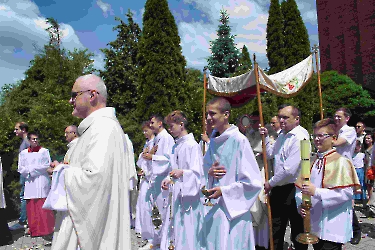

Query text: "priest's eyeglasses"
[70, 90, 100, 100]
[312, 133, 333, 140]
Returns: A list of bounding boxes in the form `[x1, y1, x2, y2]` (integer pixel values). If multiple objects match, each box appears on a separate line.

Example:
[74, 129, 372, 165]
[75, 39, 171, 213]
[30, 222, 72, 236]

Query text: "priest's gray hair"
[79, 74, 108, 101]
[95, 78, 108, 100]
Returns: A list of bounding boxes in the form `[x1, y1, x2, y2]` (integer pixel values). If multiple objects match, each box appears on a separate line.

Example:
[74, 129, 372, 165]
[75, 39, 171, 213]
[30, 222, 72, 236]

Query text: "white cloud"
[0, 0, 86, 88]
[96, 0, 113, 18]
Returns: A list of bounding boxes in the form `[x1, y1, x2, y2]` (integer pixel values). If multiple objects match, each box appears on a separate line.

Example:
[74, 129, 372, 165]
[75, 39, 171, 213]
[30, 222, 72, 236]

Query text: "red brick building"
[316, 0, 375, 91]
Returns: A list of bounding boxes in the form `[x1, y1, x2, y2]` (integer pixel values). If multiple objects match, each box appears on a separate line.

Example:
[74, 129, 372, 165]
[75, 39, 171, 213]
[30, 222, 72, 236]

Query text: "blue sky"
[0, 0, 318, 89]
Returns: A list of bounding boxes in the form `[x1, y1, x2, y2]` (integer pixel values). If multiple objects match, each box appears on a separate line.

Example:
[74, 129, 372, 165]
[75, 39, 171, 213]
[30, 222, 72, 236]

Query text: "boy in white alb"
[296, 118, 360, 250]
[140, 114, 175, 250]
[160, 111, 204, 250]
[135, 121, 155, 246]
[200, 97, 262, 250]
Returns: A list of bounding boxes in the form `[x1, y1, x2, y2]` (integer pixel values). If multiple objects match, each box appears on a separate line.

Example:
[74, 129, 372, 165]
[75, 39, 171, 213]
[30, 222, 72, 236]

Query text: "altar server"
[135, 121, 155, 246]
[296, 118, 360, 250]
[160, 110, 204, 250]
[140, 114, 174, 249]
[18, 132, 54, 237]
[200, 97, 262, 250]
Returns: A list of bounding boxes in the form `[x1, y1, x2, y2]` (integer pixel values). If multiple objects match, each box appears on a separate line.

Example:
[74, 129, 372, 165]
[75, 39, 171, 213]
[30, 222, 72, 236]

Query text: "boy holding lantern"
[295, 118, 360, 250]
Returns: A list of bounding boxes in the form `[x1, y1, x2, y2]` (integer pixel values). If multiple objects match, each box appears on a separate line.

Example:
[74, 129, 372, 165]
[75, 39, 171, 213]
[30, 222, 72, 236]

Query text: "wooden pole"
[202, 67, 207, 154]
[253, 54, 274, 250]
[313, 45, 324, 120]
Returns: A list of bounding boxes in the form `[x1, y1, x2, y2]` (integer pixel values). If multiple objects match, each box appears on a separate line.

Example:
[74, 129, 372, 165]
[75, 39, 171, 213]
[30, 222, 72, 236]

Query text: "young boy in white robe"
[140, 114, 175, 250]
[160, 110, 204, 250]
[135, 121, 155, 246]
[295, 118, 360, 250]
[200, 97, 262, 250]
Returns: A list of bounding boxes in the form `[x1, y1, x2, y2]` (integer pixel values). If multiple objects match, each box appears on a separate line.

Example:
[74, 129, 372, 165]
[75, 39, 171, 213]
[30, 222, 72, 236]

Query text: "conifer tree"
[100, 10, 141, 116]
[207, 9, 240, 77]
[266, 0, 285, 74]
[281, 0, 310, 68]
[235, 45, 253, 75]
[136, 0, 187, 121]
[0, 18, 94, 206]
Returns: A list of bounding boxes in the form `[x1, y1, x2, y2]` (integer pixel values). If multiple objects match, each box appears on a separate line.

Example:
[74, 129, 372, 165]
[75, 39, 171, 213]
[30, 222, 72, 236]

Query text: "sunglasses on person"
[70, 90, 99, 100]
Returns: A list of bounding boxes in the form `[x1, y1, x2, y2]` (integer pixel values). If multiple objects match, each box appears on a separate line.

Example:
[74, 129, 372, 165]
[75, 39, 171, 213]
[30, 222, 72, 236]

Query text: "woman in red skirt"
[18, 131, 54, 237]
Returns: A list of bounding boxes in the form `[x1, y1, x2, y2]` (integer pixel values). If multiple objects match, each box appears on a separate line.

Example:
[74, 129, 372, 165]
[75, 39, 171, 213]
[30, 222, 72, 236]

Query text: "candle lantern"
[296, 139, 319, 245]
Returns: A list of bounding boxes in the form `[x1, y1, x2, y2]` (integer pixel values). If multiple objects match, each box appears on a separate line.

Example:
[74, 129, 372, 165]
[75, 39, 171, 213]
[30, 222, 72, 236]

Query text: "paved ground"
[2, 203, 375, 250]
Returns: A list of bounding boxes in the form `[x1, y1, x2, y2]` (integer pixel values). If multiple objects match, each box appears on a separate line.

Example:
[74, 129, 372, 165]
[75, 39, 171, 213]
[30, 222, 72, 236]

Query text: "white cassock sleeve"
[295, 187, 353, 211]
[314, 187, 353, 208]
[220, 139, 262, 220]
[152, 135, 174, 176]
[180, 143, 203, 197]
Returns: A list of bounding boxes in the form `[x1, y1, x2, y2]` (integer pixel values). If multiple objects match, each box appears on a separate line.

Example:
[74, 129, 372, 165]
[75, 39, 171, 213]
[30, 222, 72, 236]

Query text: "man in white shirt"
[333, 108, 356, 160]
[333, 107, 361, 245]
[260, 104, 309, 250]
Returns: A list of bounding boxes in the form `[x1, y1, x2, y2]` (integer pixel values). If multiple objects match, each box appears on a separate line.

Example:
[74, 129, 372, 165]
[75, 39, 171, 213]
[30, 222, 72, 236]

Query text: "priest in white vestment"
[141, 114, 175, 249]
[52, 74, 136, 250]
[200, 97, 262, 250]
[160, 111, 204, 250]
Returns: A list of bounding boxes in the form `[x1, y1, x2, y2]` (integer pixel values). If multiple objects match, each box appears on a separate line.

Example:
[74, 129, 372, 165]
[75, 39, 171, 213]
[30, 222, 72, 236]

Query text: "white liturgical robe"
[149, 128, 175, 245]
[18, 148, 51, 199]
[135, 138, 155, 240]
[52, 107, 136, 250]
[296, 151, 359, 244]
[160, 133, 204, 250]
[200, 125, 262, 250]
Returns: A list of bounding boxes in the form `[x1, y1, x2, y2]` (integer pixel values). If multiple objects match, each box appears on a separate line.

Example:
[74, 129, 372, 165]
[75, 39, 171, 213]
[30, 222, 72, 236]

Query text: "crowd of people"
[0, 73, 374, 250]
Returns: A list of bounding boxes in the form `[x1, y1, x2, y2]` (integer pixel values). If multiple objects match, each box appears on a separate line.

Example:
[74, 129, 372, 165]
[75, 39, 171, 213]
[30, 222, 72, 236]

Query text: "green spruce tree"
[281, 0, 310, 68]
[266, 0, 285, 74]
[234, 45, 253, 76]
[136, 0, 187, 121]
[100, 10, 141, 116]
[207, 9, 240, 77]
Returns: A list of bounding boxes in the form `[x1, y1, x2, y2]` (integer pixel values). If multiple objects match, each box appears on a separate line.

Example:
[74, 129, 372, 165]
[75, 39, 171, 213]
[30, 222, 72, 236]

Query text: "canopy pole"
[313, 45, 324, 120]
[254, 54, 274, 250]
[202, 67, 207, 154]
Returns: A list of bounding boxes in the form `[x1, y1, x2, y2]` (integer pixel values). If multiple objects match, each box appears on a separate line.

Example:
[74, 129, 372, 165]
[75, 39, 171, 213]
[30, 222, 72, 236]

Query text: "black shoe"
[350, 235, 361, 245]
[42, 233, 53, 242]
